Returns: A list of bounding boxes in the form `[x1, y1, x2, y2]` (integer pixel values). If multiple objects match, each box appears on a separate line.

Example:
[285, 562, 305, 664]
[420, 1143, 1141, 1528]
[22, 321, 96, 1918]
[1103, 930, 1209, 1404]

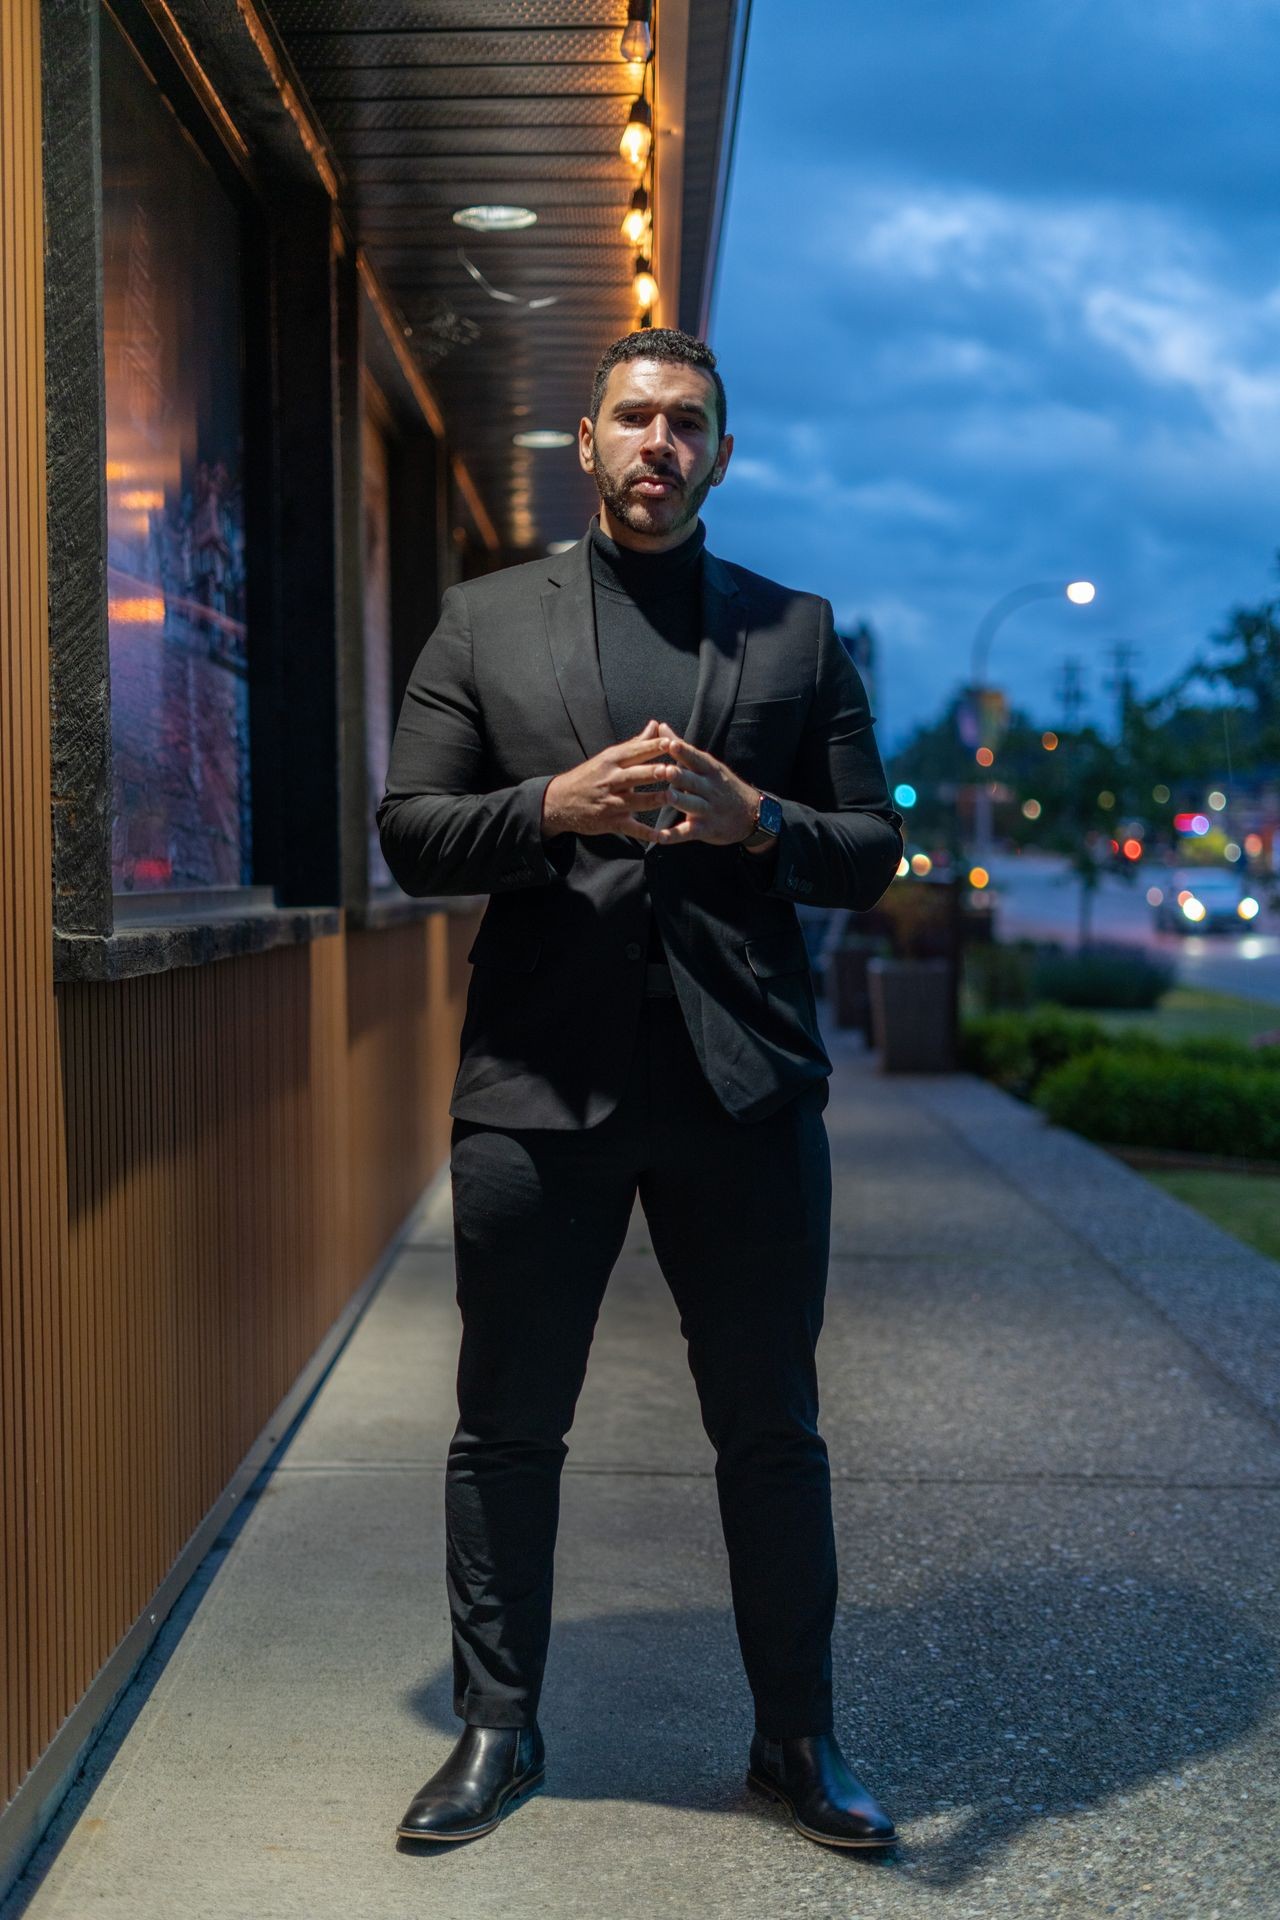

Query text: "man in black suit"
[377, 328, 904, 1850]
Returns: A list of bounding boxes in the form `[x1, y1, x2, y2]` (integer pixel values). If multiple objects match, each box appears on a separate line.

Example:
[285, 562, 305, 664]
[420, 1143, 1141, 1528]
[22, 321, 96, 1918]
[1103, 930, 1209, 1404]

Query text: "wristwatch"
[741, 789, 783, 852]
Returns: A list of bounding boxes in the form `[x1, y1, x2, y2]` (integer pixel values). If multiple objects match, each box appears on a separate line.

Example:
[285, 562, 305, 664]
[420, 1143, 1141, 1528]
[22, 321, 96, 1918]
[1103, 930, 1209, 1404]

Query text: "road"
[983, 852, 1280, 1006]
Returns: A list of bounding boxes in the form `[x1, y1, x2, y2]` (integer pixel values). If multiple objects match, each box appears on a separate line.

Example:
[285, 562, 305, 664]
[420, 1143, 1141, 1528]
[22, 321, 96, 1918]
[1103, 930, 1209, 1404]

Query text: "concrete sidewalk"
[8, 1035, 1280, 1919]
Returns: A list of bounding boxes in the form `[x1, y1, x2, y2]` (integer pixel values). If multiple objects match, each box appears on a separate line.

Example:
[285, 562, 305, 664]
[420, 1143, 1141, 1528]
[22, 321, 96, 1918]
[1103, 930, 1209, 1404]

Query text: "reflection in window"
[101, 13, 250, 893]
[363, 379, 394, 892]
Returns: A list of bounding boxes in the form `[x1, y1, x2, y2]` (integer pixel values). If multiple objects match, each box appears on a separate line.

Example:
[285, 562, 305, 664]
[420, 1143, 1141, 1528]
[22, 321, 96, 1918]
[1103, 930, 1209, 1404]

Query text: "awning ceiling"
[260, 0, 747, 554]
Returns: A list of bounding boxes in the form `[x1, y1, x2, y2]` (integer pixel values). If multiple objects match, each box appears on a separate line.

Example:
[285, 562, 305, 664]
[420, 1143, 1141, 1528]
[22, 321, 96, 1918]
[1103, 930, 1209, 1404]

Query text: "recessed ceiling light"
[546, 539, 578, 554]
[513, 429, 575, 449]
[452, 205, 537, 232]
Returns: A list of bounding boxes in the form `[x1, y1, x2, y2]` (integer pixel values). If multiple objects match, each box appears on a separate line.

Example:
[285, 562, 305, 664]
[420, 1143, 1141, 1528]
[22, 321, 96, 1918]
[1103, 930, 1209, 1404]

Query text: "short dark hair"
[589, 328, 727, 440]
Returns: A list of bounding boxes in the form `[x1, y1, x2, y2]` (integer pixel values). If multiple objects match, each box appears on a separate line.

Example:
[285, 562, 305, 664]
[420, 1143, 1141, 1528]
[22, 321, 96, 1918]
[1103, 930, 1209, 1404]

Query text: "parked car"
[1152, 867, 1261, 934]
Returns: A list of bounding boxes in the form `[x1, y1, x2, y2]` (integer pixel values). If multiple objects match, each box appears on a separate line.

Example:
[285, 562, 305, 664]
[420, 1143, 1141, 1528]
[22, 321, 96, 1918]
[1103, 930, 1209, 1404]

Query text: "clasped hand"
[541, 718, 758, 847]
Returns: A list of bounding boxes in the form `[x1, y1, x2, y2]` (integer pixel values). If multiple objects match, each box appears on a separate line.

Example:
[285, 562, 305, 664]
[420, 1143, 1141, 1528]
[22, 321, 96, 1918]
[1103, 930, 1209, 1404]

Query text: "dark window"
[362, 375, 395, 893]
[100, 14, 250, 893]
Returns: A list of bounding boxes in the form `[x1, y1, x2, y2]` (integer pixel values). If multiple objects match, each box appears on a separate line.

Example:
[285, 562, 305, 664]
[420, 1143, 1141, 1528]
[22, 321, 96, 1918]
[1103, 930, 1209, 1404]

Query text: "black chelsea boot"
[748, 1730, 898, 1848]
[397, 1723, 546, 1843]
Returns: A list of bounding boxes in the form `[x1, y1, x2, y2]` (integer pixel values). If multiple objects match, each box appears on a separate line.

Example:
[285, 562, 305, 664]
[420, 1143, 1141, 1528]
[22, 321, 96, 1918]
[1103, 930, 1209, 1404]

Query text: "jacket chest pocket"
[723, 692, 804, 772]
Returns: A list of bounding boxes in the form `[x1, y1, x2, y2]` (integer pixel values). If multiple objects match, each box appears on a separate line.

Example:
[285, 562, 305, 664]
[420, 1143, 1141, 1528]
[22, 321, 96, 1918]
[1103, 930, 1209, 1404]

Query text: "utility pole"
[1056, 655, 1086, 732]
[1103, 641, 1140, 744]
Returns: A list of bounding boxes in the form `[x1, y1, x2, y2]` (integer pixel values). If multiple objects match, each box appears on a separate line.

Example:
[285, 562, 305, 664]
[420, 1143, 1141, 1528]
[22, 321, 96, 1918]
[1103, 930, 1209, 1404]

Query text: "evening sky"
[708, 0, 1280, 745]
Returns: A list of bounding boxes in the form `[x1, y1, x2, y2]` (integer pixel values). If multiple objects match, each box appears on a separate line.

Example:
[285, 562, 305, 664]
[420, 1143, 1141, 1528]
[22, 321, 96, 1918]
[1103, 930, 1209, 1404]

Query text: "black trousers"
[444, 989, 837, 1739]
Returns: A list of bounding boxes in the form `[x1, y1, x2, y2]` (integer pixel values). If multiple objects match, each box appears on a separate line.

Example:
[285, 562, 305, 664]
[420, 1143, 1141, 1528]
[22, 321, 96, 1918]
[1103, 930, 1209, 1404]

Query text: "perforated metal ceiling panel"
[265, 0, 744, 553]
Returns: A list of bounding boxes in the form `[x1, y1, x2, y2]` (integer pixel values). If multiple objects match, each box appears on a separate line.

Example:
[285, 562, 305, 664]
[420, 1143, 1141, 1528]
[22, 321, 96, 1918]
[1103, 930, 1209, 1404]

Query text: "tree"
[1191, 555, 1280, 770]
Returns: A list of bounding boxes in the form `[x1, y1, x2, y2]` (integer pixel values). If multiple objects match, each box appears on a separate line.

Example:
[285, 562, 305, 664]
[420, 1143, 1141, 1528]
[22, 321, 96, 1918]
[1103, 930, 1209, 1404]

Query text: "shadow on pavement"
[403, 1571, 1274, 1885]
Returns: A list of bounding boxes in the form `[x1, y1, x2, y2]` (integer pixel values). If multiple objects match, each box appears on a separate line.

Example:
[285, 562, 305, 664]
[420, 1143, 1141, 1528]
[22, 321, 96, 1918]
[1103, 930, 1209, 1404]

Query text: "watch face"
[757, 793, 783, 835]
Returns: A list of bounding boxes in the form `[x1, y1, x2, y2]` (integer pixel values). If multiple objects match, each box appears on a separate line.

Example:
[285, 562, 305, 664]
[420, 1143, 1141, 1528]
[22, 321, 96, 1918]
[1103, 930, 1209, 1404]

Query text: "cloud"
[1083, 285, 1280, 450]
[706, 0, 1280, 736]
[844, 479, 961, 524]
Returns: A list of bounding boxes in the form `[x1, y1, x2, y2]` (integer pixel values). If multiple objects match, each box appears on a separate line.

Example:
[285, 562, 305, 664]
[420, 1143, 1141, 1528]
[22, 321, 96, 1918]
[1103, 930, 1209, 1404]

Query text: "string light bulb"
[620, 0, 653, 65]
[621, 185, 651, 246]
[620, 0, 653, 63]
[633, 255, 659, 311]
[619, 95, 653, 170]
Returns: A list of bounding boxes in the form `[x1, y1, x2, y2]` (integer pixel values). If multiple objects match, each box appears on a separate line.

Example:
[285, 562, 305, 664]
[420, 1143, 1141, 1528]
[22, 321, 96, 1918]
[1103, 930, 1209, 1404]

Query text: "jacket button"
[624, 941, 643, 961]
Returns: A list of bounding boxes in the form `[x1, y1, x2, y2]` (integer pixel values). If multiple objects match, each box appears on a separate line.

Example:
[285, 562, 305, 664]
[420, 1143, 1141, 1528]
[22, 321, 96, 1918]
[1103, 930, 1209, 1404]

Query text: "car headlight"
[1238, 896, 1260, 920]
[1181, 896, 1207, 922]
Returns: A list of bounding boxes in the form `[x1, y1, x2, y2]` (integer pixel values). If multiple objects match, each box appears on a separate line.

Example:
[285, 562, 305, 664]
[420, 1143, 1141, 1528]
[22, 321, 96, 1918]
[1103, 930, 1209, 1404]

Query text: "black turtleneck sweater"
[590, 515, 705, 796]
[589, 514, 706, 960]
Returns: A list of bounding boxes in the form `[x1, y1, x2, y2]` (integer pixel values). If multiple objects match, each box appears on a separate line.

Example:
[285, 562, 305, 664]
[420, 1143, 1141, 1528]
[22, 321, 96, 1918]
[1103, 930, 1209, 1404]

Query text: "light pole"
[968, 578, 1096, 855]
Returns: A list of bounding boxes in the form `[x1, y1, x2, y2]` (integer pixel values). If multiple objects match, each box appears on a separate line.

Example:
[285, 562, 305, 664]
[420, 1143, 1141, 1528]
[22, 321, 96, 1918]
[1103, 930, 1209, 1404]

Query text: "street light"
[970, 579, 1096, 689]
[967, 578, 1096, 855]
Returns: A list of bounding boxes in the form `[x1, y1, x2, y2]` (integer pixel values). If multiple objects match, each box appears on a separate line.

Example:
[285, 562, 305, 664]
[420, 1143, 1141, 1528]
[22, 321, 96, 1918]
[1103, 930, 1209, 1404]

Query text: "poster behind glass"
[101, 15, 251, 894]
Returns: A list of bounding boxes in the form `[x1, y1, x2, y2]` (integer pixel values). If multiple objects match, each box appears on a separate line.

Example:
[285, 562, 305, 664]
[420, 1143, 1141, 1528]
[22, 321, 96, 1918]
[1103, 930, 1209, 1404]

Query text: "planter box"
[867, 957, 956, 1072]
[829, 938, 880, 1036]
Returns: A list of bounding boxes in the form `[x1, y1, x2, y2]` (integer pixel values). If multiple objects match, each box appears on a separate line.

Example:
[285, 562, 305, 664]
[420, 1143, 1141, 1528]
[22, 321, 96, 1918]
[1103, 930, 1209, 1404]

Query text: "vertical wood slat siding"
[343, 915, 471, 1280]
[1, 0, 69, 1814]
[1, 0, 479, 1818]
[0, 913, 475, 1818]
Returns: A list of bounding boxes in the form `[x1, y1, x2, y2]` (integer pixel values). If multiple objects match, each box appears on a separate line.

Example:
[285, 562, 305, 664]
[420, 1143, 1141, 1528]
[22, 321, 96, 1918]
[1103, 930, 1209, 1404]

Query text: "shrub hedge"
[1036, 1050, 1280, 1160]
[1030, 943, 1175, 1010]
[959, 1006, 1112, 1098]
[961, 1007, 1280, 1097]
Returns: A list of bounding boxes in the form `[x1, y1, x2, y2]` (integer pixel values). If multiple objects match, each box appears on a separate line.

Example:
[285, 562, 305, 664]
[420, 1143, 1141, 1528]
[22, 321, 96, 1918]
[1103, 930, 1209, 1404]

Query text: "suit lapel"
[686, 548, 747, 754]
[540, 531, 616, 762]
[648, 545, 748, 839]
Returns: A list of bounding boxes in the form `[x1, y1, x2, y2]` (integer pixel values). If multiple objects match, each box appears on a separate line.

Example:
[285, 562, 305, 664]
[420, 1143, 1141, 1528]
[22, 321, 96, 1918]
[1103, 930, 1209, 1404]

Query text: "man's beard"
[590, 446, 717, 535]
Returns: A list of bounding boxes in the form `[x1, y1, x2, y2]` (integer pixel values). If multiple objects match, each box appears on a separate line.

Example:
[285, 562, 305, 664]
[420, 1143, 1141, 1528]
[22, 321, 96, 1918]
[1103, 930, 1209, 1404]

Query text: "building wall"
[5, 915, 475, 1819]
[1, 0, 66, 1819]
[0, 0, 477, 1828]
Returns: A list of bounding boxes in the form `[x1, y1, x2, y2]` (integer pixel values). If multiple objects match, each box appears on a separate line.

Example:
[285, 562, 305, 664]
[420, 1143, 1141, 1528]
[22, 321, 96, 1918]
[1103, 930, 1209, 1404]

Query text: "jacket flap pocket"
[729, 692, 803, 725]
[745, 930, 810, 978]
[466, 929, 542, 972]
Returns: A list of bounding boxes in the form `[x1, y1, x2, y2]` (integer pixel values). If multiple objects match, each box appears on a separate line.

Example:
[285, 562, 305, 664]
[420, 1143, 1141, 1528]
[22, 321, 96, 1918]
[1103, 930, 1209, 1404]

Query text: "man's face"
[580, 358, 732, 540]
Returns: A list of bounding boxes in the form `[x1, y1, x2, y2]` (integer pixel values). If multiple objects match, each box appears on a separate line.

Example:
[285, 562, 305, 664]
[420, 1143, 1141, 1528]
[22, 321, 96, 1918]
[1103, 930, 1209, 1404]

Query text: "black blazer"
[376, 520, 903, 1128]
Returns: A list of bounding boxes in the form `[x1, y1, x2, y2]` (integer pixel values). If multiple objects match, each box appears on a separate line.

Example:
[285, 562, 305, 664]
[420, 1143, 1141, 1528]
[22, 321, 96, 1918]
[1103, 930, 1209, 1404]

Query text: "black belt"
[643, 961, 677, 998]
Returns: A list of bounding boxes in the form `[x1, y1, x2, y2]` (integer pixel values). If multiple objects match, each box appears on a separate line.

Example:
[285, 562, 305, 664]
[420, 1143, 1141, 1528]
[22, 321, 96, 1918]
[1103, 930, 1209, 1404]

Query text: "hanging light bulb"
[619, 0, 653, 63]
[619, 95, 653, 171]
[633, 255, 659, 311]
[620, 185, 651, 246]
